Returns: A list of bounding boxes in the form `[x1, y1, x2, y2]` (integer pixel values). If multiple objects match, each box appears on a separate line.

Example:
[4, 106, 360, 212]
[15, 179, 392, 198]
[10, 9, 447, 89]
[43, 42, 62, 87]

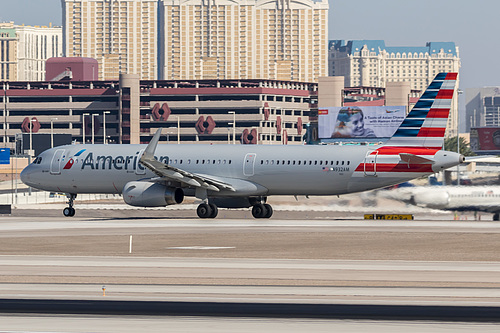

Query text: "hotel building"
[159, 0, 329, 82]
[61, 0, 158, 80]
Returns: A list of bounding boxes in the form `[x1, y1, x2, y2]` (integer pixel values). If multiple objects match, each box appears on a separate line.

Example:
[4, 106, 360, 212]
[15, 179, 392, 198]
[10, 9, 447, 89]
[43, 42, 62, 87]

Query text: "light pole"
[29, 118, 34, 159]
[228, 111, 235, 144]
[177, 115, 180, 144]
[83, 113, 89, 143]
[103, 111, 110, 144]
[91, 113, 98, 144]
[28, 118, 34, 196]
[50, 118, 58, 148]
[167, 127, 176, 144]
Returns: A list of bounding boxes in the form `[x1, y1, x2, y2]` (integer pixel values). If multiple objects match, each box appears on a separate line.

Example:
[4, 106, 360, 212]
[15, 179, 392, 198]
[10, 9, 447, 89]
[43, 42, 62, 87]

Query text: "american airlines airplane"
[21, 73, 463, 219]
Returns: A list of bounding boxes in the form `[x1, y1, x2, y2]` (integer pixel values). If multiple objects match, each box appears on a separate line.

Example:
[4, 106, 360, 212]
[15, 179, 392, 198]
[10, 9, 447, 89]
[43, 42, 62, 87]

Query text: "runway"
[2, 210, 500, 331]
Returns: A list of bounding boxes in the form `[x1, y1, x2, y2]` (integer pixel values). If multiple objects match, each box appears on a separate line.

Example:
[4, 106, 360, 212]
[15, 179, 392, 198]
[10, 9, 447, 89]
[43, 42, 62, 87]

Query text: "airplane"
[379, 184, 500, 221]
[20, 72, 463, 219]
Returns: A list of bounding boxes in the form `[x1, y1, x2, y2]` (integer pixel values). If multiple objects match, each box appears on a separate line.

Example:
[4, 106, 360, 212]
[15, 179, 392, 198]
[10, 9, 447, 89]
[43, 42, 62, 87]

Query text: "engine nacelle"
[122, 181, 184, 207]
[412, 190, 449, 209]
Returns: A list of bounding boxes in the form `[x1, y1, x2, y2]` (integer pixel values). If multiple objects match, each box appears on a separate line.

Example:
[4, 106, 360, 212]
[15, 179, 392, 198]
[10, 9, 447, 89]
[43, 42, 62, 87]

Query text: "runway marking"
[167, 246, 236, 250]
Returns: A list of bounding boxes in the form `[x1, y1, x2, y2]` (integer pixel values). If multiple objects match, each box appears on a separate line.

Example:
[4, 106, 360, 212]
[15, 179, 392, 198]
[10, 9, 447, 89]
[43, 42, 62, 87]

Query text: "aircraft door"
[135, 149, 146, 175]
[50, 149, 65, 175]
[364, 150, 378, 177]
[243, 153, 256, 176]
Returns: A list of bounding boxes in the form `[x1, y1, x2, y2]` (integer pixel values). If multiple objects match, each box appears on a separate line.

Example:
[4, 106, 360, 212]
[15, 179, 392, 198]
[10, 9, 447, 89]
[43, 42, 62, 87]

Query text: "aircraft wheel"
[63, 207, 75, 217]
[197, 203, 213, 219]
[209, 204, 218, 218]
[252, 204, 267, 219]
[263, 204, 273, 218]
[494, 213, 499, 221]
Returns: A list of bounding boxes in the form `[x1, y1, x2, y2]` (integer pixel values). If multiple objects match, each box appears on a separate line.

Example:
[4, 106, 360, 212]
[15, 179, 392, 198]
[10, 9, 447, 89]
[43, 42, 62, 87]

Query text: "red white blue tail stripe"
[384, 72, 457, 149]
[352, 73, 458, 180]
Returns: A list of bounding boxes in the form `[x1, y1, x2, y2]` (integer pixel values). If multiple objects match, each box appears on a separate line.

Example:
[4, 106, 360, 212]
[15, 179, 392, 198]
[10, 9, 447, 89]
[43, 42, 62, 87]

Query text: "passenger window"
[347, 161, 350, 165]
[261, 160, 264, 164]
[314, 161, 317, 165]
[298, 161, 301, 165]
[342, 161, 344, 165]
[293, 161, 296, 165]
[336, 161, 339, 165]
[229, 160, 232, 164]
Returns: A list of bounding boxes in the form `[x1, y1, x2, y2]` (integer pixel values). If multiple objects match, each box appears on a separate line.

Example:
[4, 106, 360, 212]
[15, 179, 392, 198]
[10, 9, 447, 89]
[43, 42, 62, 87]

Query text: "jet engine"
[123, 181, 184, 207]
[411, 190, 450, 209]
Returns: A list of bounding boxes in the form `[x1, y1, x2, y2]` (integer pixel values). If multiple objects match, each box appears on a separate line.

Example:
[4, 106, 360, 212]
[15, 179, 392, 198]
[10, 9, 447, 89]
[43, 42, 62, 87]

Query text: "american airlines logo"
[63, 149, 86, 170]
[80, 152, 169, 170]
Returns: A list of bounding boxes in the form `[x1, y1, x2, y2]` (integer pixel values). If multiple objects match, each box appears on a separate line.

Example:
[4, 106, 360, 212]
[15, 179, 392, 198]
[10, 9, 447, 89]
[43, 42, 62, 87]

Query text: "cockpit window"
[32, 157, 42, 164]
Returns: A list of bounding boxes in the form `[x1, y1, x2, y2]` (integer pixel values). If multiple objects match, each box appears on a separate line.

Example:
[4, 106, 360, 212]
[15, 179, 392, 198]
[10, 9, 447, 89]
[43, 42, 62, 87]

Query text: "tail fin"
[384, 72, 458, 149]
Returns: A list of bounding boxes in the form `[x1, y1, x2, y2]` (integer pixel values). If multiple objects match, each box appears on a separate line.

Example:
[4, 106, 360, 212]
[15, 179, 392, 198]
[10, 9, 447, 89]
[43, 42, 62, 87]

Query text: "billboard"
[318, 106, 406, 139]
[470, 127, 500, 154]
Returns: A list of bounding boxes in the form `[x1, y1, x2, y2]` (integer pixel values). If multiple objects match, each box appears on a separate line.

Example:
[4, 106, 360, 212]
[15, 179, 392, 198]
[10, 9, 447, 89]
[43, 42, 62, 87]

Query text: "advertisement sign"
[318, 106, 406, 139]
[470, 127, 500, 153]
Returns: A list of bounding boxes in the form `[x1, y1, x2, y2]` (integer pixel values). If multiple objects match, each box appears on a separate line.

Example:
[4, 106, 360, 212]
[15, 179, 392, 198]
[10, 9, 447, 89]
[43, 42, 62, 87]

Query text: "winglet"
[143, 128, 163, 160]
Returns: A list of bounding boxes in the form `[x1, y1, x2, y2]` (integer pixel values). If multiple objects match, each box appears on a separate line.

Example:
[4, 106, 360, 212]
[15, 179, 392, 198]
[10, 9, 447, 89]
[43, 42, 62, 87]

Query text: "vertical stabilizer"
[384, 72, 458, 148]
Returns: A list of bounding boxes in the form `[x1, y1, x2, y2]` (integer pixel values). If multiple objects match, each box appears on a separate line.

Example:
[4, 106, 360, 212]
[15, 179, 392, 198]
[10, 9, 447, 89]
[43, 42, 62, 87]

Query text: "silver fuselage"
[21, 143, 461, 198]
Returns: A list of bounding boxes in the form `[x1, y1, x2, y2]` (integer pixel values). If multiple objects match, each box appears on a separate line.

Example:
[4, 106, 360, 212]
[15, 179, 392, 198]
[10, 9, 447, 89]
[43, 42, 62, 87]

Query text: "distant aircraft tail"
[383, 72, 458, 149]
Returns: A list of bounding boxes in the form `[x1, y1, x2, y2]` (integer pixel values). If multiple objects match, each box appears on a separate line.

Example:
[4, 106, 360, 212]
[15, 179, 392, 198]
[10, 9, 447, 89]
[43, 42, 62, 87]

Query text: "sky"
[0, 0, 498, 92]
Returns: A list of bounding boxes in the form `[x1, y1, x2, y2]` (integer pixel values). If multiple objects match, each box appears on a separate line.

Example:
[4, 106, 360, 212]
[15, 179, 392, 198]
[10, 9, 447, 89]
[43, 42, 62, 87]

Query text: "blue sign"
[0, 148, 10, 164]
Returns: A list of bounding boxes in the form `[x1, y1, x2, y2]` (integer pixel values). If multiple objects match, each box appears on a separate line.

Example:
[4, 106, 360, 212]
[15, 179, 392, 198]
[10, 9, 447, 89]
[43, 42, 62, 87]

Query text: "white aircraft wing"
[139, 129, 235, 192]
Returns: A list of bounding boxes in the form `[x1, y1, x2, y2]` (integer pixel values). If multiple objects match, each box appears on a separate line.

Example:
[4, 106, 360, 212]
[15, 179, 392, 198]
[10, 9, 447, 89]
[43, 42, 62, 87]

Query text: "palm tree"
[444, 137, 475, 156]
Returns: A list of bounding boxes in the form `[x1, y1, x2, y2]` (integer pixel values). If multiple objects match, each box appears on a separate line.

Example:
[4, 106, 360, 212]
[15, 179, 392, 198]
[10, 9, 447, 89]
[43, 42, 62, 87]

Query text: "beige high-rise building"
[0, 22, 63, 82]
[62, 0, 158, 80]
[0, 22, 18, 81]
[159, 0, 329, 82]
[17, 24, 63, 81]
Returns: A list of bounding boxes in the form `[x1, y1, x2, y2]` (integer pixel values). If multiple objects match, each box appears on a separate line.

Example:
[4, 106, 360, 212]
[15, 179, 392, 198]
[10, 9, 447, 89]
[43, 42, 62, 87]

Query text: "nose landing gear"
[63, 193, 76, 217]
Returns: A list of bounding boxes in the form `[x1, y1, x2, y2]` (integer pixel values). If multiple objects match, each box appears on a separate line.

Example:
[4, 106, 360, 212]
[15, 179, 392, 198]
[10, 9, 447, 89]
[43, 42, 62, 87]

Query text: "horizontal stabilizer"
[399, 153, 435, 164]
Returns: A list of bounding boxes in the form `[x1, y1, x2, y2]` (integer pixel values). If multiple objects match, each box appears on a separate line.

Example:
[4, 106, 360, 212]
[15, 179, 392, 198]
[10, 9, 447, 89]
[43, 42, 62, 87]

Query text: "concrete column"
[318, 76, 344, 108]
[119, 74, 140, 144]
[386, 81, 411, 109]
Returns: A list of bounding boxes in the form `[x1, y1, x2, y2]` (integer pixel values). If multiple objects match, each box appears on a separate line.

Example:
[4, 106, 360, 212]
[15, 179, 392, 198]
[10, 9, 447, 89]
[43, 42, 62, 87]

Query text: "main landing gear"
[63, 193, 76, 217]
[197, 202, 218, 219]
[196, 202, 273, 219]
[252, 203, 273, 219]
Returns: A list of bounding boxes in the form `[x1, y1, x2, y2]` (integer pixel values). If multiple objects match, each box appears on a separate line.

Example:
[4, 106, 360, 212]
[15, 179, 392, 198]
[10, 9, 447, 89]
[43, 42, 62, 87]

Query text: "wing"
[139, 128, 235, 192]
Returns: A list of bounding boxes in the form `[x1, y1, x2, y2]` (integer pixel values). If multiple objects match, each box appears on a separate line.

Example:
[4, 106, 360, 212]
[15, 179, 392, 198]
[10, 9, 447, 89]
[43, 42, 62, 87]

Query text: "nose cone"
[20, 165, 35, 187]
